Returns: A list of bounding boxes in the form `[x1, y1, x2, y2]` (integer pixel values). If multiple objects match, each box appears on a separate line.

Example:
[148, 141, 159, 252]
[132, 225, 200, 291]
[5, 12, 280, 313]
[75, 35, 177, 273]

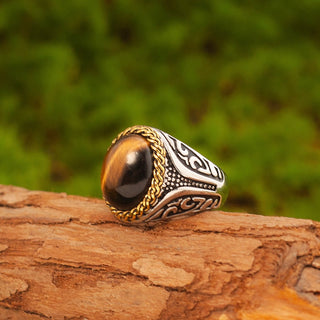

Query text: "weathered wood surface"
[0, 184, 320, 320]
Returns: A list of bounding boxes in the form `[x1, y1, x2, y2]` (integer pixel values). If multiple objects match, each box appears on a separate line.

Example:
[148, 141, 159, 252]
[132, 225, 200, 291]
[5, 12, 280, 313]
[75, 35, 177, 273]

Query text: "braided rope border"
[104, 125, 166, 222]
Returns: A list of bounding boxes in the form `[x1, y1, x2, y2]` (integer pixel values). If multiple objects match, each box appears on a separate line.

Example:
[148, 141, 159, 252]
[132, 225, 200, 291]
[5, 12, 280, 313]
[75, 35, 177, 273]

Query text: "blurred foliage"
[1, 0, 320, 220]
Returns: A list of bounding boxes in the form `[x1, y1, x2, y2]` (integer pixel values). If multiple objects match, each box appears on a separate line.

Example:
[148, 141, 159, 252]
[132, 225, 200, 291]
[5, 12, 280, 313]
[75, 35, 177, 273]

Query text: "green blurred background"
[1, 0, 320, 220]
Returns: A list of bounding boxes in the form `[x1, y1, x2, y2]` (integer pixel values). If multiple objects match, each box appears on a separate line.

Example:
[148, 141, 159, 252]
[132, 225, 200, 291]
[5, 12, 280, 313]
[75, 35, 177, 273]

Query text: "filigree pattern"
[159, 131, 224, 182]
[161, 157, 217, 197]
[146, 193, 221, 221]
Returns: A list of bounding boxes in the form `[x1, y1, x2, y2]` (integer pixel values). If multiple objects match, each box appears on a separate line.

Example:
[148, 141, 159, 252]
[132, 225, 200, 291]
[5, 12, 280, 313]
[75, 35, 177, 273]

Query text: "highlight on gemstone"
[101, 134, 153, 211]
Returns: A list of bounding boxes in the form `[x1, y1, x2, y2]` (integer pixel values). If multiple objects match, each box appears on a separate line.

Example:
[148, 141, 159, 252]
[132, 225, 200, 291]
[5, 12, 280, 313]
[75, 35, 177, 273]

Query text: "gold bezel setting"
[103, 125, 166, 222]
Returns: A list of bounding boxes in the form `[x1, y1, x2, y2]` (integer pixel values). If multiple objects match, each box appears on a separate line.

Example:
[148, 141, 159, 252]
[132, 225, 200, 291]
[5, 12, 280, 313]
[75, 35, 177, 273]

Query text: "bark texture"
[0, 184, 320, 320]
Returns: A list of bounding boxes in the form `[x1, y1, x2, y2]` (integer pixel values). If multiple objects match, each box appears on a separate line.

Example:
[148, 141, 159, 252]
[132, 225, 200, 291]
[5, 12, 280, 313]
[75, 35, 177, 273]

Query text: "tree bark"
[0, 184, 320, 320]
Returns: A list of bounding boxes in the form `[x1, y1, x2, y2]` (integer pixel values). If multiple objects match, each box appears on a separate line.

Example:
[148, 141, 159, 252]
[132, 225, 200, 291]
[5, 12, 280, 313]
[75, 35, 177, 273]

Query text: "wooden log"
[0, 184, 320, 320]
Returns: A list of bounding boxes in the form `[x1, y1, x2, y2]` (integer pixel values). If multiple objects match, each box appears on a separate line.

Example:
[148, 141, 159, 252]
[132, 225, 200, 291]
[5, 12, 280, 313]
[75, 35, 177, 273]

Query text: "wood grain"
[0, 184, 320, 319]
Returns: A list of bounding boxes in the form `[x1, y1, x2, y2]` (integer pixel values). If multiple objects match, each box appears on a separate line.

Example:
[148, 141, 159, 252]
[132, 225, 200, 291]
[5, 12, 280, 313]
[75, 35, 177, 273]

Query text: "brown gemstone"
[101, 134, 153, 211]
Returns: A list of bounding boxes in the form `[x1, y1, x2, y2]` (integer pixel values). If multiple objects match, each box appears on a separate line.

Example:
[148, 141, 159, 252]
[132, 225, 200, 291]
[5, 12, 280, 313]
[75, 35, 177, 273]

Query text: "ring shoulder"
[155, 129, 226, 188]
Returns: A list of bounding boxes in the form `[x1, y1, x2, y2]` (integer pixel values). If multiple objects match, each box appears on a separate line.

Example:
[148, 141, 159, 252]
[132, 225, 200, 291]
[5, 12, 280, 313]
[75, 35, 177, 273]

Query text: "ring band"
[101, 125, 228, 223]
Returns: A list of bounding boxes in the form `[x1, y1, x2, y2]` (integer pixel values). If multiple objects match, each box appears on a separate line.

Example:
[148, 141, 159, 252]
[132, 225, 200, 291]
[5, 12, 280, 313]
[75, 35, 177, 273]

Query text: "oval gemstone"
[101, 134, 153, 211]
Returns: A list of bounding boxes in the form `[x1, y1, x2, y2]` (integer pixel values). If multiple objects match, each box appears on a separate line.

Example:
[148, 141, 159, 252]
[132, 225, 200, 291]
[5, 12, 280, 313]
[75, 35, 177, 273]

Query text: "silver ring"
[101, 125, 228, 223]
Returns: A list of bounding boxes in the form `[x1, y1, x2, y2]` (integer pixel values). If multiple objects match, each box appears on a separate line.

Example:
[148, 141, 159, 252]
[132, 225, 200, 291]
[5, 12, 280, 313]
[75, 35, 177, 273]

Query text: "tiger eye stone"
[101, 135, 153, 211]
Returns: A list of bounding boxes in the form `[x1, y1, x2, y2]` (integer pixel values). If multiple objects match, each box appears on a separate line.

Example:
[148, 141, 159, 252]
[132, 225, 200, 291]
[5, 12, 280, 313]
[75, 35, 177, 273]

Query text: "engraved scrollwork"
[159, 131, 224, 183]
[145, 192, 221, 222]
[160, 157, 217, 198]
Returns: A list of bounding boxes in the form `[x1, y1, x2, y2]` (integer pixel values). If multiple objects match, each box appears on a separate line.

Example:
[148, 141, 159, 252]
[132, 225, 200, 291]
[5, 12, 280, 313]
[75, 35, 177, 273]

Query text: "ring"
[101, 125, 228, 223]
